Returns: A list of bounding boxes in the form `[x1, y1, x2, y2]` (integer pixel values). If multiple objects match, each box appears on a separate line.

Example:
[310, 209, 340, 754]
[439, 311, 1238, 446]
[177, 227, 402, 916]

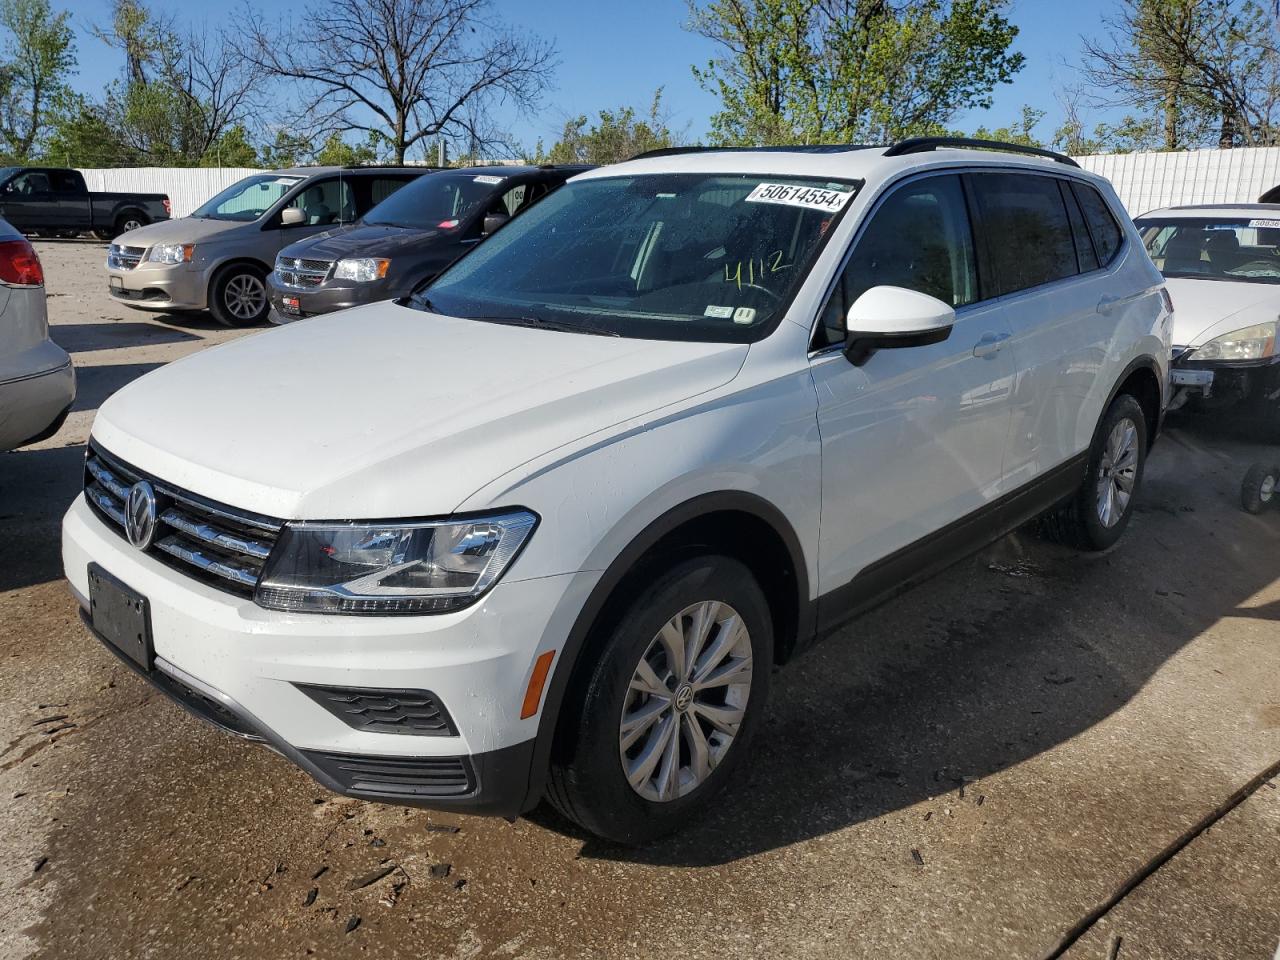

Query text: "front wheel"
[547, 555, 772, 844]
[209, 265, 270, 327]
[1040, 394, 1148, 550]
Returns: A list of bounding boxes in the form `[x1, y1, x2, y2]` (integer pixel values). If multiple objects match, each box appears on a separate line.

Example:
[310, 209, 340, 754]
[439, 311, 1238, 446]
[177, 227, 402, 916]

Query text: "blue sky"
[61, 0, 1123, 154]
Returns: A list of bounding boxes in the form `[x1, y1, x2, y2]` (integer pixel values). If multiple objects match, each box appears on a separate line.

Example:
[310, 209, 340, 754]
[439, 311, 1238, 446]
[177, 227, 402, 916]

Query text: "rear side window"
[1061, 182, 1100, 273]
[815, 174, 977, 348]
[369, 176, 413, 208]
[50, 170, 81, 194]
[970, 172, 1078, 296]
[1072, 183, 1124, 266]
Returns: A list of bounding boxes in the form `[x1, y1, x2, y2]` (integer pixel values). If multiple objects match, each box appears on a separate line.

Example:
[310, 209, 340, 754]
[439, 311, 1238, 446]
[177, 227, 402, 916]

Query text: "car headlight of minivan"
[254, 510, 537, 615]
[1190, 320, 1277, 362]
[145, 243, 194, 264]
[333, 258, 391, 282]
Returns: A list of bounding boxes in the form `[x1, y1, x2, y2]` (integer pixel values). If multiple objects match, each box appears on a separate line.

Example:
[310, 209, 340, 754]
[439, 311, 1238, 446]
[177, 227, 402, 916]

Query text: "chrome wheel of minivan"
[1096, 416, 1139, 527]
[619, 600, 753, 802]
[224, 274, 266, 322]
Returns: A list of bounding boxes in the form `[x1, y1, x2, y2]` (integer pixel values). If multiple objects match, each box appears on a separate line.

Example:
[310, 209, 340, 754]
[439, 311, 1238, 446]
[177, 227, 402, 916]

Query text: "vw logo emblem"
[125, 481, 157, 550]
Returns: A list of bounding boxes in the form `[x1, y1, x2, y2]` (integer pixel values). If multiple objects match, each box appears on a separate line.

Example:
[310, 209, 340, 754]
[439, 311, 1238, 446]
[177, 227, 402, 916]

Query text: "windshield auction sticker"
[1248, 218, 1280, 228]
[474, 175, 505, 184]
[745, 183, 854, 212]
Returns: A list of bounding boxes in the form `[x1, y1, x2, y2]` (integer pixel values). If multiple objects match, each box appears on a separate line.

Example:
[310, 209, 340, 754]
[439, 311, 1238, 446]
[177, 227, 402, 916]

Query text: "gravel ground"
[2, 240, 1279, 960]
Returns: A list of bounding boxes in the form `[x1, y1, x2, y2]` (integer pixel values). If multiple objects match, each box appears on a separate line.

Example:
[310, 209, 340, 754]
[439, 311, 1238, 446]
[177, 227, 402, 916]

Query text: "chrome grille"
[274, 256, 331, 288]
[83, 444, 283, 597]
[107, 245, 145, 270]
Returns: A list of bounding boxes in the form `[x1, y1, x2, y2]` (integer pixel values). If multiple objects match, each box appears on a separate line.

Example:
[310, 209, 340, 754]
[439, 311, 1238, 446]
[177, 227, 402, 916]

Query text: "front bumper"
[63, 495, 587, 816]
[107, 262, 208, 312]
[1169, 350, 1280, 408]
[267, 275, 384, 322]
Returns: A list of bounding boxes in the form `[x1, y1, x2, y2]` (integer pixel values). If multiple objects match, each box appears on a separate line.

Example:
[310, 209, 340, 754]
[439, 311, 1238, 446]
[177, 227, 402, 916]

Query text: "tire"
[114, 211, 147, 238]
[209, 264, 270, 327]
[1040, 393, 1148, 550]
[1240, 463, 1279, 514]
[546, 555, 773, 845]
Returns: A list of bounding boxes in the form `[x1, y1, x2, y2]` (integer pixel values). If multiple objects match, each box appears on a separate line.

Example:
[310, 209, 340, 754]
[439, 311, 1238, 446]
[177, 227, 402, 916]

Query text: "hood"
[92, 304, 748, 519]
[282, 223, 446, 260]
[114, 215, 249, 247]
[1165, 277, 1280, 347]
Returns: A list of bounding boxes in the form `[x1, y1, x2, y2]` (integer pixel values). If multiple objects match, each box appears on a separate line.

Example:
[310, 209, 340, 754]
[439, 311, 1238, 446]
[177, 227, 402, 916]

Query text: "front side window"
[970, 172, 1079, 296]
[193, 174, 304, 221]
[815, 175, 977, 349]
[417, 173, 859, 343]
[10, 171, 51, 195]
[1136, 217, 1280, 284]
[283, 177, 354, 226]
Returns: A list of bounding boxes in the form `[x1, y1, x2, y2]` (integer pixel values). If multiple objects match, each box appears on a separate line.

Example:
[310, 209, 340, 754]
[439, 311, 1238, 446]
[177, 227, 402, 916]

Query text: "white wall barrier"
[76, 149, 1280, 221]
[1075, 147, 1280, 215]
[76, 167, 262, 219]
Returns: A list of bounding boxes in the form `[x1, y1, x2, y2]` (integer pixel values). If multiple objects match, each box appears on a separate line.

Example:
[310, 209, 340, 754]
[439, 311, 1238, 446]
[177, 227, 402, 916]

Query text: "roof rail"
[629, 144, 878, 161]
[884, 137, 1080, 168]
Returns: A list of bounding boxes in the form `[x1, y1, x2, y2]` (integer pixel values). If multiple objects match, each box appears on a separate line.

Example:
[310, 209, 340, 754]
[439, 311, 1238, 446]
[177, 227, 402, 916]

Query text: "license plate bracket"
[88, 563, 154, 671]
[281, 295, 301, 315]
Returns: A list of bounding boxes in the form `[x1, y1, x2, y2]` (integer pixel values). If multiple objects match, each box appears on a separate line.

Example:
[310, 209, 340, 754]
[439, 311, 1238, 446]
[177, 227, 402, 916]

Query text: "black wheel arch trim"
[519, 490, 813, 813]
[1106, 353, 1165, 447]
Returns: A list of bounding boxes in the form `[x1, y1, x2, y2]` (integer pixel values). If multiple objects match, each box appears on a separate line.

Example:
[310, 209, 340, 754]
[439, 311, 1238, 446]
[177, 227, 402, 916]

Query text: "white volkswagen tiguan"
[63, 140, 1170, 843]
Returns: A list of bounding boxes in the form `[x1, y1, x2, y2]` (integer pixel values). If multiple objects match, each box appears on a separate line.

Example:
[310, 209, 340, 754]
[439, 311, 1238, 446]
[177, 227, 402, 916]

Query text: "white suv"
[63, 139, 1170, 843]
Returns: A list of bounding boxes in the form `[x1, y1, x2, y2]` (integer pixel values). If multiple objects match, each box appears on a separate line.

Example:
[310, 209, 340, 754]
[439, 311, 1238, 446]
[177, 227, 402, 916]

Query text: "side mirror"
[482, 212, 510, 236]
[844, 286, 955, 366]
[280, 207, 305, 227]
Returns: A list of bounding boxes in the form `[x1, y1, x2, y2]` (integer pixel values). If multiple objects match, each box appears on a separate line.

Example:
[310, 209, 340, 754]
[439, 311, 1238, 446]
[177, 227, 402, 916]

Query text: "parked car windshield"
[192, 174, 306, 221]
[415, 173, 859, 342]
[1136, 216, 1280, 284]
[364, 172, 504, 229]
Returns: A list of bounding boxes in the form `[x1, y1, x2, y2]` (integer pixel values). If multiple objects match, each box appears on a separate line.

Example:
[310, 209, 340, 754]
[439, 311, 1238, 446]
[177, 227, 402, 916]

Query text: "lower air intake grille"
[303, 750, 475, 798]
[295, 683, 456, 736]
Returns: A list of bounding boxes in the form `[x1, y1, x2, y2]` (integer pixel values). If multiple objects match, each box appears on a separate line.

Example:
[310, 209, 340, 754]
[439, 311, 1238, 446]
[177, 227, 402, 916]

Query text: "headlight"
[145, 243, 194, 264]
[254, 510, 537, 615]
[333, 258, 391, 282]
[1191, 320, 1277, 362]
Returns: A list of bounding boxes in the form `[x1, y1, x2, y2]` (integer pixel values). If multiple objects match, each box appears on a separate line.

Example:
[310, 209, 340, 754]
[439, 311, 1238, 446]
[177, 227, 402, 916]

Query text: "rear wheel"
[114, 211, 147, 237]
[1040, 394, 1148, 550]
[209, 264, 269, 327]
[1240, 463, 1279, 514]
[547, 555, 772, 844]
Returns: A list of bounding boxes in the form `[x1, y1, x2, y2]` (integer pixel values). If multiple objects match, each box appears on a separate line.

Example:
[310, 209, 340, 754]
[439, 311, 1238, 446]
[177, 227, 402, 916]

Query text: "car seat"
[301, 186, 332, 226]
[1162, 232, 1209, 273]
[1205, 231, 1241, 272]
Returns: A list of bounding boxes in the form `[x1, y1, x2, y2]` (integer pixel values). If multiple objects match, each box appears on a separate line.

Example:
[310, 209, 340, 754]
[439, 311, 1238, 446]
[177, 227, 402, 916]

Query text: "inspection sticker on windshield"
[704, 305, 734, 319]
[745, 183, 853, 212]
[1249, 218, 1280, 228]
[272, 177, 303, 187]
[474, 175, 505, 184]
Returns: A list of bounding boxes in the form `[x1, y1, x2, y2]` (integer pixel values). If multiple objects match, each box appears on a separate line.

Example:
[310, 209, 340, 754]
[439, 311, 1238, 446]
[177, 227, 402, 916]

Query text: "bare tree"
[247, 0, 556, 164]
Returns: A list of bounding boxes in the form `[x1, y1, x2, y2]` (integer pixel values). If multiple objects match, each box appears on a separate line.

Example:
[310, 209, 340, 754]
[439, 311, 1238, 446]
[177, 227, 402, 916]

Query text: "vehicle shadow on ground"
[532, 429, 1280, 866]
[0, 444, 85, 593]
[50, 322, 202, 354]
[72, 362, 165, 413]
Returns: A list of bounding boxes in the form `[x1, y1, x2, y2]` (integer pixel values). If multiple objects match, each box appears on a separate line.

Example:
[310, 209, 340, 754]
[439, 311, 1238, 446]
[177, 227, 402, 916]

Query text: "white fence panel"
[1075, 148, 1280, 215]
[76, 167, 262, 219]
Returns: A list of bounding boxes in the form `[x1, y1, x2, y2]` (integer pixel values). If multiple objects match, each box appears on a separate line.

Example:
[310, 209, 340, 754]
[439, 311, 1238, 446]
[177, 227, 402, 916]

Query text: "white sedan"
[1136, 204, 1280, 423]
[0, 221, 74, 450]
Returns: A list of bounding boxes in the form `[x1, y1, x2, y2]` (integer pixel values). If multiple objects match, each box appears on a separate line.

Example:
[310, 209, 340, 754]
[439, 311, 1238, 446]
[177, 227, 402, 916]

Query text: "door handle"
[972, 331, 1010, 359]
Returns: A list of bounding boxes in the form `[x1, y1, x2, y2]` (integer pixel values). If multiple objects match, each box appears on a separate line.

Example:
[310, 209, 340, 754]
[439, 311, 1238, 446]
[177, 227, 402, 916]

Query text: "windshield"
[365, 172, 505, 229]
[192, 174, 305, 221]
[1137, 216, 1280, 284]
[415, 173, 859, 342]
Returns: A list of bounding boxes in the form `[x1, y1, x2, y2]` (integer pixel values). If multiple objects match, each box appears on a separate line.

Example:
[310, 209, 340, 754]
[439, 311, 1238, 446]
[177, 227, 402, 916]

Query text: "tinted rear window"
[1073, 183, 1124, 265]
[970, 172, 1078, 296]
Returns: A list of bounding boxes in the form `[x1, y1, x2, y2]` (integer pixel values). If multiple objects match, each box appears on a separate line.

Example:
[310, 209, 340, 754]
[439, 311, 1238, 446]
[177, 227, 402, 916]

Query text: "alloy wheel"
[1096, 416, 1139, 527]
[224, 273, 266, 322]
[618, 600, 753, 802]
[122, 218, 143, 233]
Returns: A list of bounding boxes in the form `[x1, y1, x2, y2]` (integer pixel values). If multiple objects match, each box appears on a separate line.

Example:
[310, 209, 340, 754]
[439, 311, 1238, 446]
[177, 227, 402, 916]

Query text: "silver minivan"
[105, 167, 425, 327]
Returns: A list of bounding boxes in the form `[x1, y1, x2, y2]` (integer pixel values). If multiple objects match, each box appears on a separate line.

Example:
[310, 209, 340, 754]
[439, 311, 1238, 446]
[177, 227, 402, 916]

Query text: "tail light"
[163, 198, 172, 216]
[0, 238, 44, 286]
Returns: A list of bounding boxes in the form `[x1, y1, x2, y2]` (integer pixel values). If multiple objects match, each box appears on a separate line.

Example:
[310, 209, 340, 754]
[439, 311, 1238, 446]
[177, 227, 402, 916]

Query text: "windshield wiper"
[467, 315, 621, 337]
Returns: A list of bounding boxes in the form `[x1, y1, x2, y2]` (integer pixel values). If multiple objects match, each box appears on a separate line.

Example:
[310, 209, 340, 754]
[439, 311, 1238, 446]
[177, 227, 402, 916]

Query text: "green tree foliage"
[0, 0, 75, 161]
[1084, 0, 1280, 148]
[686, 0, 1025, 145]
[535, 90, 680, 164]
[313, 132, 382, 167]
